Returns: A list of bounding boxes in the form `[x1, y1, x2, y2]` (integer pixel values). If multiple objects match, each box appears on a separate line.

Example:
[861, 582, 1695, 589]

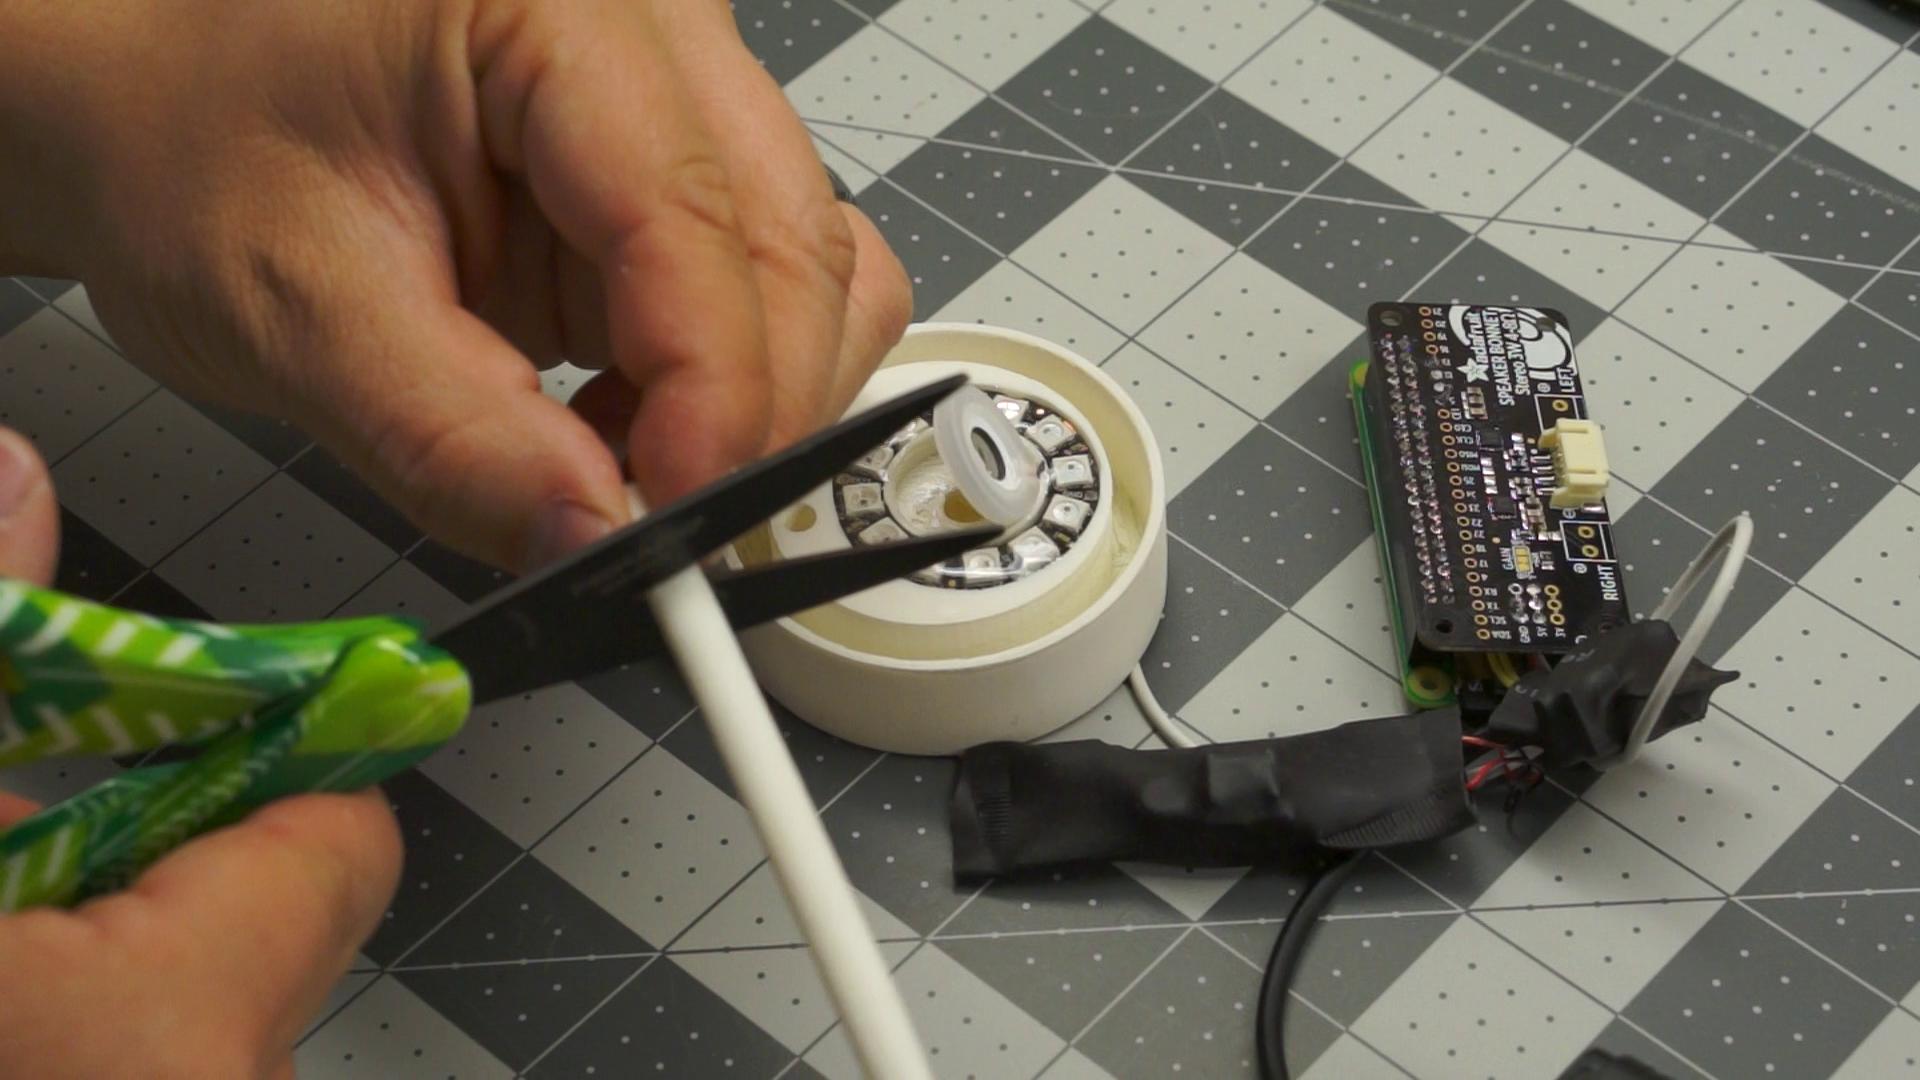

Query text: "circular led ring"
[830, 384, 1101, 591]
[728, 324, 1168, 755]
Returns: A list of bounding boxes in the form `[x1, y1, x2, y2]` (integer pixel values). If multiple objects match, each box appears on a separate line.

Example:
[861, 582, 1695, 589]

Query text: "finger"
[468, 184, 566, 369]
[565, 215, 909, 450]
[0, 426, 59, 586]
[76, 790, 402, 1059]
[472, 0, 772, 505]
[569, 369, 642, 452]
[555, 243, 614, 370]
[298, 296, 630, 572]
[650, 0, 857, 451]
[828, 202, 914, 410]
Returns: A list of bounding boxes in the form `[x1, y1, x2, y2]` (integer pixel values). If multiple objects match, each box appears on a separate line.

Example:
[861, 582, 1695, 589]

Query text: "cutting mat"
[5, 1, 1920, 1076]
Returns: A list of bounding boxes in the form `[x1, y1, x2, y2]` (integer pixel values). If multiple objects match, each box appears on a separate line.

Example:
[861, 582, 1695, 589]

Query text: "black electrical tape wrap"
[1480, 620, 1738, 769]
[950, 709, 1475, 880]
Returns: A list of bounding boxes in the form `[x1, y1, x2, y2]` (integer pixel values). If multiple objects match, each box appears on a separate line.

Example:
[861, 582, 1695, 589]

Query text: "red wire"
[1464, 741, 1546, 794]
[1465, 757, 1506, 790]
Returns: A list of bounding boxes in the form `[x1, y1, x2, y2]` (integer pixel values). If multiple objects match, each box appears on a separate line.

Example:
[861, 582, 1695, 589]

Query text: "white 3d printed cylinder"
[731, 323, 1169, 754]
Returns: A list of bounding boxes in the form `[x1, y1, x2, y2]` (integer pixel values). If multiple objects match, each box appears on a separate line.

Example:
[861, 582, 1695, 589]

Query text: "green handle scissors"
[0, 376, 991, 911]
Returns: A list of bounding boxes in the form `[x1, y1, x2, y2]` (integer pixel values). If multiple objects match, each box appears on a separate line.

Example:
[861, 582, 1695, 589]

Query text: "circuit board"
[1353, 302, 1630, 706]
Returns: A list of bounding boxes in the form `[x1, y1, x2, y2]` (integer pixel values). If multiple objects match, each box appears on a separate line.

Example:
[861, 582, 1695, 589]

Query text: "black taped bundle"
[1480, 620, 1737, 768]
[949, 709, 1475, 880]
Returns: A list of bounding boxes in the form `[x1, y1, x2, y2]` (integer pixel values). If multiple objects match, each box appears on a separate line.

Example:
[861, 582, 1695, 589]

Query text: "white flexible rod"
[649, 566, 931, 1080]
[1605, 513, 1752, 768]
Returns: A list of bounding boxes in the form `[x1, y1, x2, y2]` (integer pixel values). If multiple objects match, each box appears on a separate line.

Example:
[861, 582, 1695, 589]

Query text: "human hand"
[0, 428, 404, 1079]
[0, 0, 911, 571]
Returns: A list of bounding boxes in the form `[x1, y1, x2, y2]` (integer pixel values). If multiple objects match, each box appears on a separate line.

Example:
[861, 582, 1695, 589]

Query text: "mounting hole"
[787, 505, 818, 531]
[1380, 309, 1404, 328]
[1435, 618, 1455, 635]
[1408, 665, 1453, 700]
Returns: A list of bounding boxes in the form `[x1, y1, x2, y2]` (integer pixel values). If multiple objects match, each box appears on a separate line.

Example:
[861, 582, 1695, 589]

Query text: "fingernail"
[0, 432, 39, 519]
[527, 500, 616, 570]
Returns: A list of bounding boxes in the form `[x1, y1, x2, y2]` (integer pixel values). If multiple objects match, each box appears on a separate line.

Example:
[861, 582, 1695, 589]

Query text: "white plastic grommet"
[932, 385, 1046, 531]
[728, 323, 1168, 755]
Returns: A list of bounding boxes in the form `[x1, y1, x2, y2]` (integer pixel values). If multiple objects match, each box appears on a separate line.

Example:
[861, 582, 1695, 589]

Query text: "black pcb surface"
[1357, 303, 1629, 657]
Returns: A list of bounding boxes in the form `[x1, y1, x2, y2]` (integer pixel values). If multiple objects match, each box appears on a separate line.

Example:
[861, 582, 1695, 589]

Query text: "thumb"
[0, 427, 58, 586]
[80, 791, 404, 1063]
[295, 302, 632, 573]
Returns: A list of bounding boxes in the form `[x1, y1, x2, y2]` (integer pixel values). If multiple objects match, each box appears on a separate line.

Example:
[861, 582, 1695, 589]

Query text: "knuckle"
[744, 196, 859, 301]
[801, 198, 860, 291]
[371, 406, 481, 511]
[652, 154, 744, 246]
[353, 402, 499, 557]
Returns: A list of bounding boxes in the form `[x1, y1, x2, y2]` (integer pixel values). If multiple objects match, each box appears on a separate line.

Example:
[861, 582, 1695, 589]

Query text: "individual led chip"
[993, 395, 1030, 423]
[851, 445, 894, 479]
[1045, 494, 1091, 535]
[1029, 416, 1076, 453]
[1010, 528, 1061, 566]
[1013, 526, 1059, 557]
[963, 548, 1002, 573]
[1053, 454, 1095, 489]
[842, 482, 886, 518]
[856, 519, 909, 545]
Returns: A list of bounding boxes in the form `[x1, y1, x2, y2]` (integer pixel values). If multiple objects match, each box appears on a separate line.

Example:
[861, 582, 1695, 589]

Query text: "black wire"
[1256, 853, 1362, 1080]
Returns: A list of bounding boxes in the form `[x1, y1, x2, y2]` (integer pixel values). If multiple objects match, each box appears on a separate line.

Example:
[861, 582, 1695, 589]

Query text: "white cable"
[1603, 513, 1753, 768]
[648, 567, 931, 1080]
[1130, 665, 1197, 749]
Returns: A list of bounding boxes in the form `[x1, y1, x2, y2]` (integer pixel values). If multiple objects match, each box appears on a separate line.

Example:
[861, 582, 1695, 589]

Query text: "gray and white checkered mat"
[5, 0, 1920, 1076]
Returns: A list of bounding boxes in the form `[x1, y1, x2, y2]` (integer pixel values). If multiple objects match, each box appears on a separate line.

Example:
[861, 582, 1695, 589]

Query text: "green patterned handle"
[0, 579, 471, 910]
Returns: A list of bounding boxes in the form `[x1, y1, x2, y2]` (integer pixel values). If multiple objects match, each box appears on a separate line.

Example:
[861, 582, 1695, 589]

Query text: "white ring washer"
[932, 385, 1046, 530]
[771, 360, 1113, 631]
[729, 323, 1168, 755]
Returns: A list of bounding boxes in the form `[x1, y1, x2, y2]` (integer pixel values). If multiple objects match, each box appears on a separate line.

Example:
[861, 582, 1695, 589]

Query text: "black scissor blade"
[433, 374, 970, 701]
[453, 527, 996, 704]
[708, 525, 999, 630]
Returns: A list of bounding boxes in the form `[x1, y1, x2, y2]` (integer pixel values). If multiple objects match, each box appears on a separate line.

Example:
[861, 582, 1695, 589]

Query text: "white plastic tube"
[647, 566, 929, 1080]
[1601, 513, 1752, 768]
